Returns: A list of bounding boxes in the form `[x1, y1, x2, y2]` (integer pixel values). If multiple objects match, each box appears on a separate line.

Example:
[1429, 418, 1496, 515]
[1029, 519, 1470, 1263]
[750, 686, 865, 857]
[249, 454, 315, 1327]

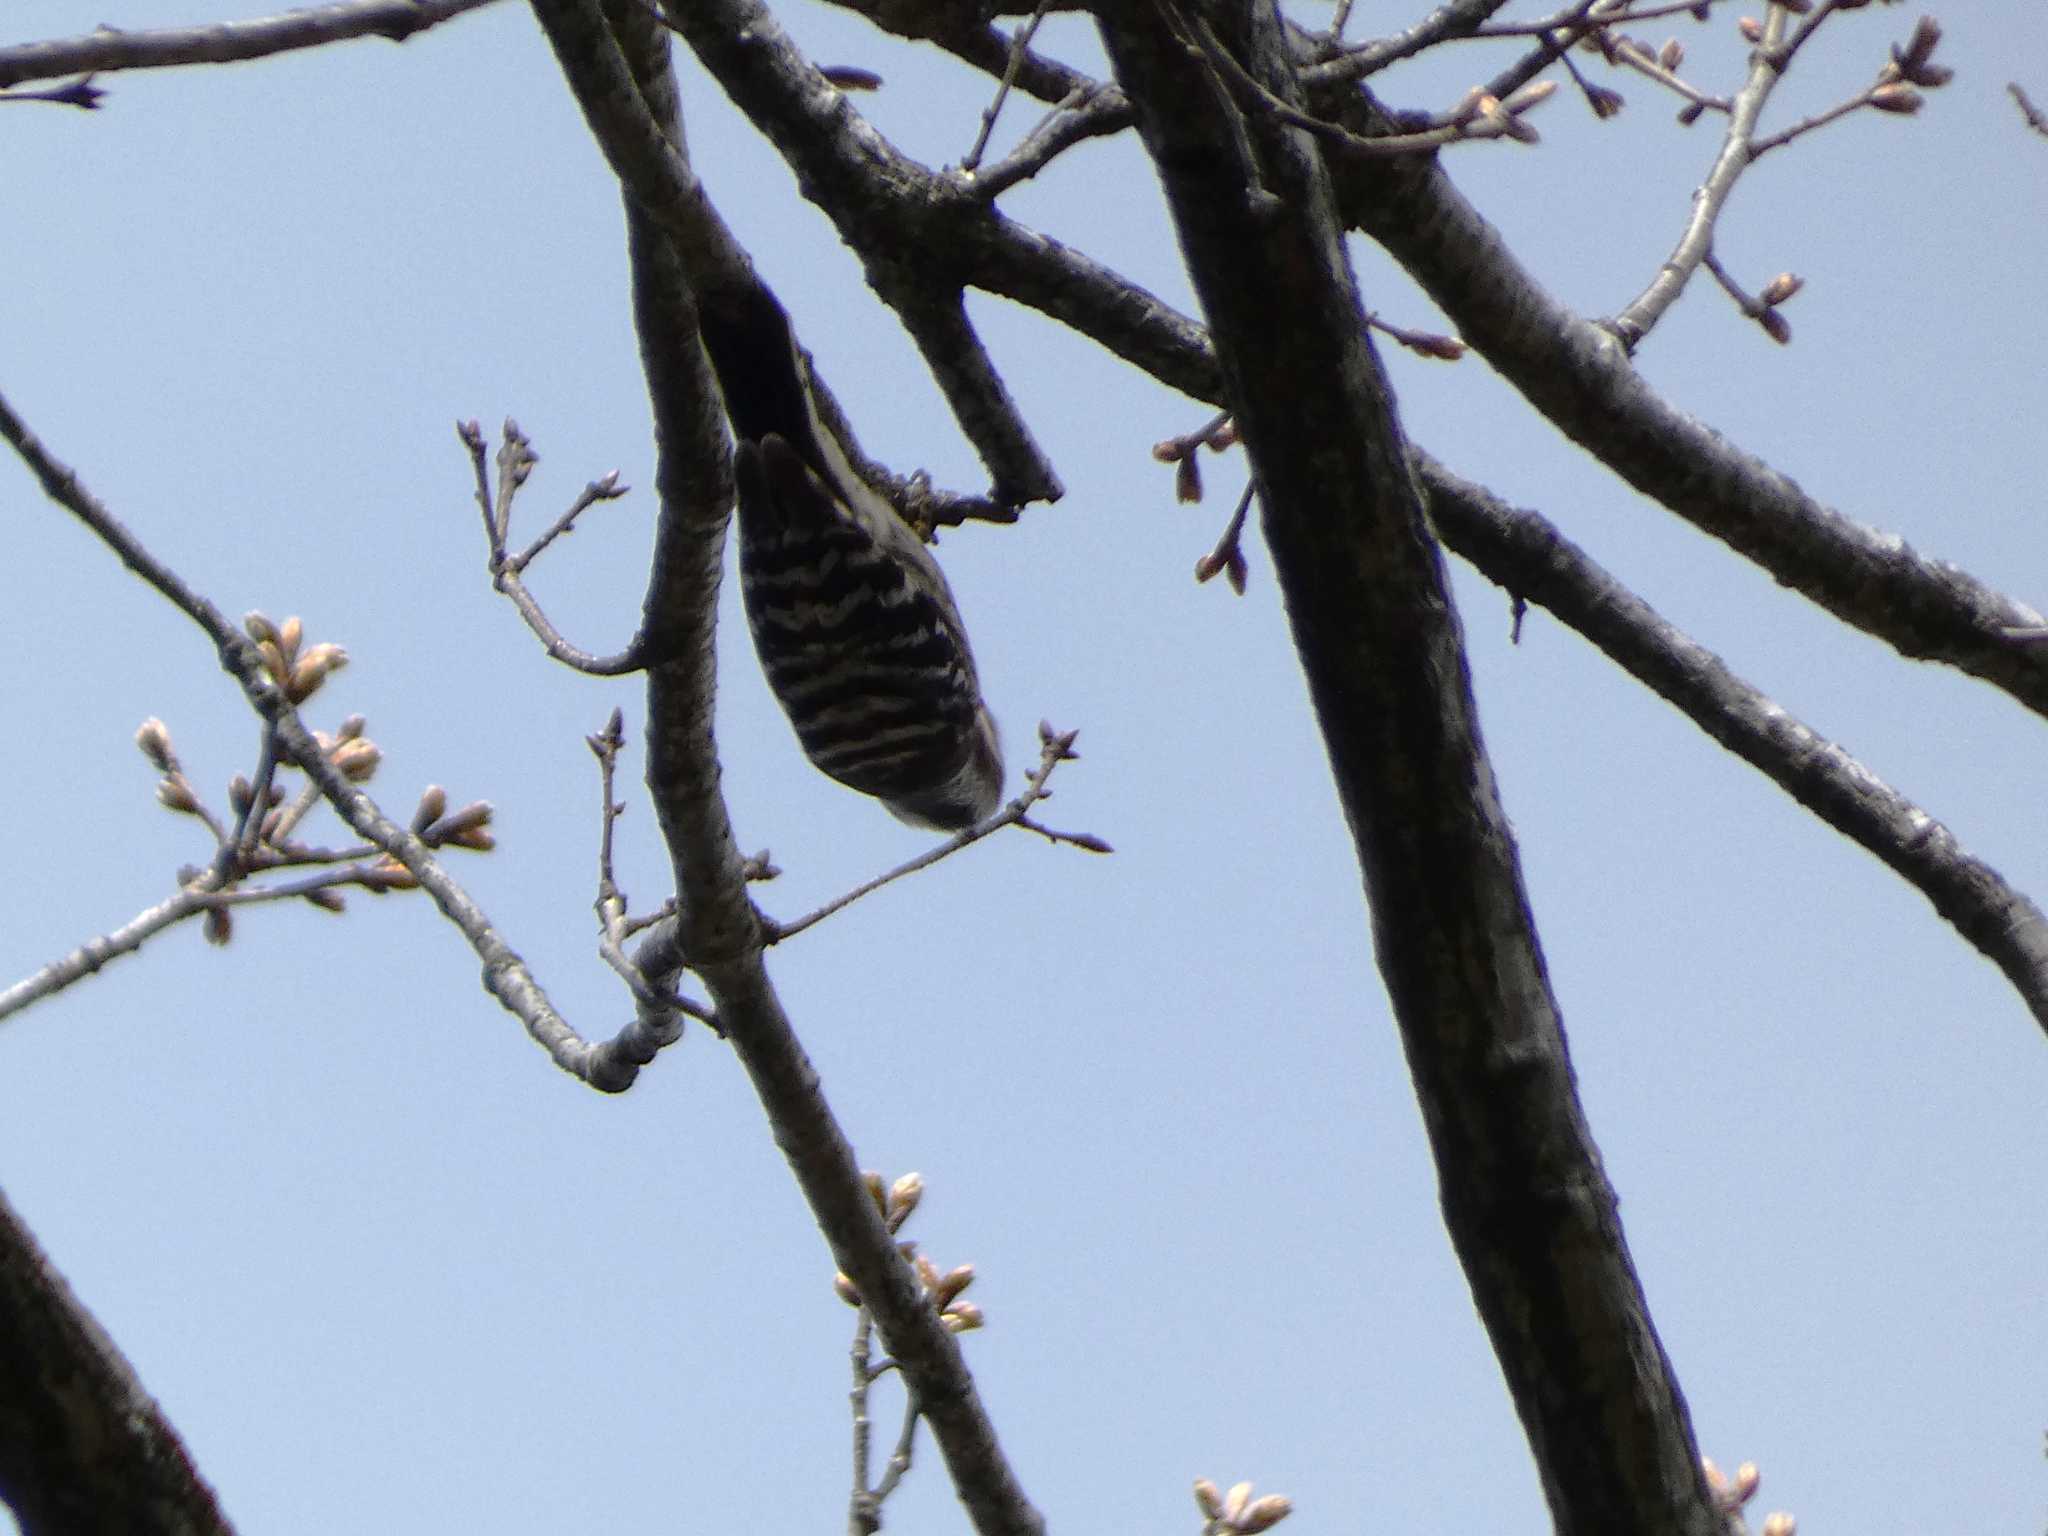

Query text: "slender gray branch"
[0, 0, 500, 89]
[1607, 7, 1783, 345]
[1316, 103, 2048, 723]
[0, 386, 667, 1092]
[0, 888, 207, 1023]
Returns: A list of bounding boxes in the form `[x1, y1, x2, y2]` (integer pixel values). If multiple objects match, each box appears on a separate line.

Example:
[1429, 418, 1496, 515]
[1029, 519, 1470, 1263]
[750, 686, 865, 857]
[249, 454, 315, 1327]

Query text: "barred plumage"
[696, 287, 1003, 830]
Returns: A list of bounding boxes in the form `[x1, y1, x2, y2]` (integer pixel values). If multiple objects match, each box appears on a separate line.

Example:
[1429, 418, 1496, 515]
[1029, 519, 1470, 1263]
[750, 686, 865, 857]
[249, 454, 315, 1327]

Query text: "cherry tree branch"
[0, 1186, 230, 1534]
[0, 0, 500, 90]
[533, 5, 1049, 1530]
[0, 385, 673, 1092]
[1417, 454, 2048, 1039]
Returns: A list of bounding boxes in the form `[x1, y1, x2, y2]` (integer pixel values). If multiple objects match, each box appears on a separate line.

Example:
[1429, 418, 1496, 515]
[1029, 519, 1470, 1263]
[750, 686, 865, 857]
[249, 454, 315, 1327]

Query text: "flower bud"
[134, 717, 175, 772]
[1237, 1494, 1295, 1532]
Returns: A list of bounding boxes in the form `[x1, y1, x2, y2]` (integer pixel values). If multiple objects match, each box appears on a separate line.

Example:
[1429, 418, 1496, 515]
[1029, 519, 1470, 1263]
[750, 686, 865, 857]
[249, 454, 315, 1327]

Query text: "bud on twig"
[157, 777, 200, 815]
[1237, 1494, 1294, 1533]
[1758, 272, 1804, 308]
[134, 717, 175, 772]
[886, 1172, 923, 1230]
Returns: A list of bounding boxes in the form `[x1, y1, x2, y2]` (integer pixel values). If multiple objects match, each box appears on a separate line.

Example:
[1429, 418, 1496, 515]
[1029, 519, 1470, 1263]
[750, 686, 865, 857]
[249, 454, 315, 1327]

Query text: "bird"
[694, 284, 1004, 831]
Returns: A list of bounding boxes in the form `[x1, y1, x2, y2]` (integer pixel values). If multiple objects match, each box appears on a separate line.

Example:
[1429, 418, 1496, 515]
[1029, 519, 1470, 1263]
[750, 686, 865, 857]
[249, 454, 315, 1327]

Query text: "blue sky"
[2, 2, 2043, 1532]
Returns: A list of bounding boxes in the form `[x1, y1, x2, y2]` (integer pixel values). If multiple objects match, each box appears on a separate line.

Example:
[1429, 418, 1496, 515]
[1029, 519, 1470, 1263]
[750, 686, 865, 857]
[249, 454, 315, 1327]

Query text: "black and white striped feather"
[696, 287, 1003, 830]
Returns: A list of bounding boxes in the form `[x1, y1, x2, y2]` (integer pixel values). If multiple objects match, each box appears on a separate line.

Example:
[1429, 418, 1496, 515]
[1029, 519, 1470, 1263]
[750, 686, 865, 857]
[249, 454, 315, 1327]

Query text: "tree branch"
[1317, 102, 2048, 723]
[556, 5, 1048, 1530]
[0, 387, 669, 1092]
[0, 0, 500, 90]
[1097, 4, 1719, 1530]
[655, 0, 1065, 507]
[1417, 454, 2048, 1039]
[0, 1186, 231, 1535]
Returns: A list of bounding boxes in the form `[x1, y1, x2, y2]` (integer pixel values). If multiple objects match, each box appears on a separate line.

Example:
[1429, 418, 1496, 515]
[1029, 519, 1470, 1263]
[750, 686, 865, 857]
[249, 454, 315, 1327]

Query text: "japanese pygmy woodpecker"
[694, 285, 1004, 831]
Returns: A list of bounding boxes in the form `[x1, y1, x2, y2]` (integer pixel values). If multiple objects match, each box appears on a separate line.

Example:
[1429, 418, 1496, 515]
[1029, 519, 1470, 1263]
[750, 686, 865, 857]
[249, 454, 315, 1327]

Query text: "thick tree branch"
[1317, 101, 2048, 722]
[1418, 455, 2048, 1039]
[0, 0, 499, 89]
[0, 1185, 231, 1536]
[655, 0, 1064, 507]
[563, 5, 1046, 1530]
[1096, 4, 1718, 1532]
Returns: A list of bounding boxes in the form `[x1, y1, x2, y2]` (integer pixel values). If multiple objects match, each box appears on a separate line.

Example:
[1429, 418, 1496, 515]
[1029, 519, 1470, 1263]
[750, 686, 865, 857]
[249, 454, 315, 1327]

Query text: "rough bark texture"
[0, 1186, 232, 1536]
[1095, 3, 1721, 1531]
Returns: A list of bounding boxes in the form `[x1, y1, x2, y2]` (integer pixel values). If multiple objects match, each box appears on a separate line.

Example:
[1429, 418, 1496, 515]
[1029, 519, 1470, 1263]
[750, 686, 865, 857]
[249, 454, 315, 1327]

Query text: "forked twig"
[765, 724, 1108, 945]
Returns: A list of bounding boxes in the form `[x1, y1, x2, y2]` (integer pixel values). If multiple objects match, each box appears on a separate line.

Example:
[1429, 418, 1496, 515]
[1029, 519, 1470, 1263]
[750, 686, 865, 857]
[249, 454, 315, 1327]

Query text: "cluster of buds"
[1704, 1455, 1795, 1536]
[410, 784, 495, 852]
[136, 715, 200, 817]
[246, 612, 348, 704]
[134, 620, 493, 935]
[1752, 270, 1804, 344]
[1733, 10, 1947, 118]
[1193, 1477, 1293, 1534]
[1445, 77, 1558, 143]
[1153, 417, 1240, 508]
[1874, 16, 1951, 107]
[833, 1173, 983, 1333]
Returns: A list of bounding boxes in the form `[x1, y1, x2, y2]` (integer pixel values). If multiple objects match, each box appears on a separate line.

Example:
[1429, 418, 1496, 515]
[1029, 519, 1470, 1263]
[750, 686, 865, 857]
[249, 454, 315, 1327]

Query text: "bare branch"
[765, 724, 1102, 945]
[1100, 7, 1718, 1525]
[0, 1186, 230, 1534]
[966, 83, 1126, 200]
[0, 888, 209, 1024]
[1606, 5, 1790, 345]
[0, 385, 664, 1092]
[653, 0, 1066, 506]
[459, 420, 646, 675]
[2012, 81, 2048, 138]
[0, 0, 500, 90]
[571, 7, 1049, 1528]
[1417, 454, 2048, 1039]
[960, 0, 1053, 174]
[1318, 112, 2048, 724]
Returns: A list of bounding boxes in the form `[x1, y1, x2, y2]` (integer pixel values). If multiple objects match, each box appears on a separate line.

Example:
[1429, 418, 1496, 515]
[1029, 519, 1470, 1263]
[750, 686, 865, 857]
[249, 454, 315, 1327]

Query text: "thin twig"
[2013, 82, 2048, 139]
[584, 709, 713, 1035]
[1193, 480, 1256, 594]
[1310, 0, 1523, 82]
[1470, 0, 1727, 37]
[505, 472, 630, 574]
[1747, 82, 1884, 156]
[1182, 5, 1550, 156]
[960, 0, 1053, 174]
[0, 76, 104, 108]
[0, 385, 668, 1089]
[1604, 35, 1729, 113]
[965, 84, 1123, 201]
[765, 725, 1107, 945]
[870, 1385, 922, 1505]
[458, 419, 645, 675]
[1606, 4, 1791, 347]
